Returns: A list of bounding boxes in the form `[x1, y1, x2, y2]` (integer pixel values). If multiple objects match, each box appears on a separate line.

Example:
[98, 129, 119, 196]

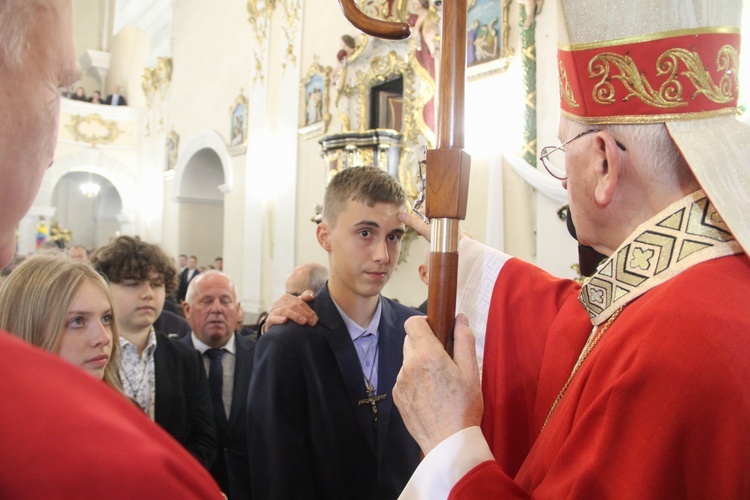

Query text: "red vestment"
[0, 332, 222, 499]
[451, 253, 750, 498]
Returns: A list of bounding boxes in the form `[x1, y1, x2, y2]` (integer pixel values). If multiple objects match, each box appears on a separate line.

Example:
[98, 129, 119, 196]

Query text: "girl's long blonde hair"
[0, 253, 122, 392]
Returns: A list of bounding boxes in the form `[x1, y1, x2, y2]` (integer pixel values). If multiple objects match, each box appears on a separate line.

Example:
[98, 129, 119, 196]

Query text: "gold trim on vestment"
[580, 190, 743, 325]
[560, 107, 737, 124]
[559, 26, 740, 52]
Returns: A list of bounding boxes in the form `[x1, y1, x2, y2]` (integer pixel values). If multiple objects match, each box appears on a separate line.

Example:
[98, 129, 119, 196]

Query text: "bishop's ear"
[594, 131, 625, 206]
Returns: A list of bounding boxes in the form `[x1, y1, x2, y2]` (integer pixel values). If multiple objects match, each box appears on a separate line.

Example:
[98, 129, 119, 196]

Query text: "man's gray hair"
[307, 263, 329, 294]
[561, 118, 693, 187]
[184, 270, 238, 304]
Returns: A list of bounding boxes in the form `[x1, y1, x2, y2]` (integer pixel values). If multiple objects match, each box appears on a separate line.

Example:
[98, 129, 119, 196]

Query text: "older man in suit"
[183, 270, 256, 499]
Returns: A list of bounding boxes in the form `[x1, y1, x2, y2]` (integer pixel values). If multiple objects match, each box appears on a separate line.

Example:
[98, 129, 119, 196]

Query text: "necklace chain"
[360, 337, 379, 388]
[542, 307, 623, 430]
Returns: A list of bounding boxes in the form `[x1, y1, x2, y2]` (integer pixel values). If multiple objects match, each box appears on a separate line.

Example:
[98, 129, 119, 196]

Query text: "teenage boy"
[247, 167, 421, 499]
[91, 236, 217, 469]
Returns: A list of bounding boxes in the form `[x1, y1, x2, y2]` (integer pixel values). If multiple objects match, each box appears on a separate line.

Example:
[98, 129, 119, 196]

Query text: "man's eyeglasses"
[539, 128, 627, 180]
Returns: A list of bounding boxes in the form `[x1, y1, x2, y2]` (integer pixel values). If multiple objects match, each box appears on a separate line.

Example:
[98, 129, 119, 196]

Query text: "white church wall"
[48, 0, 580, 313]
[167, 0, 254, 297]
[291, 0, 362, 301]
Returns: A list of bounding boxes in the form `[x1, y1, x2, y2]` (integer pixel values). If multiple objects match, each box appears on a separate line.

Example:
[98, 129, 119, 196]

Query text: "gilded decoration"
[558, 60, 580, 109]
[247, 0, 275, 83]
[278, 0, 302, 70]
[247, 0, 303, 82]
[65, 114, 123, 146]
[589, 45, 739, 108]
[141, 57, 172, 136]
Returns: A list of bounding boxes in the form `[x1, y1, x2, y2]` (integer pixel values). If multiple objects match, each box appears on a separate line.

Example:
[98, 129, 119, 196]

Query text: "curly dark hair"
[90, 235, 178, 296]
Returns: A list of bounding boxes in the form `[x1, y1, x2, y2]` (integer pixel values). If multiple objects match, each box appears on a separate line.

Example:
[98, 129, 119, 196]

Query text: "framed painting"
[165, 130, 179, 171]
[299, 61, 332, 138]
[228, 91, 248, 155]
[467, 0, 513, 79]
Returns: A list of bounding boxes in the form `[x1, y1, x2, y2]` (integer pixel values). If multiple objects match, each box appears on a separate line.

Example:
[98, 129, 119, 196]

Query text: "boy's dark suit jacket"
[181, 332, 256, 499]
[247, 284, 420, 500]
[153, 332, 217, 469]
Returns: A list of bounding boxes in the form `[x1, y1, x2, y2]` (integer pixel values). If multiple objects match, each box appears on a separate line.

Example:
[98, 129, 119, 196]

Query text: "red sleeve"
[450, 460, 527, 499]
[480, 258, 588, 476]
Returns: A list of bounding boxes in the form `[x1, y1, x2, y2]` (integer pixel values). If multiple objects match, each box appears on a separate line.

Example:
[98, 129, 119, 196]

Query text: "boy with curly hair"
[91, 236, 216, 469]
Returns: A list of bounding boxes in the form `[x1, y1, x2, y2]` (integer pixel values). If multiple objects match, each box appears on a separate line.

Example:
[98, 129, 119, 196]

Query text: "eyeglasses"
[539, 128, 627, 180]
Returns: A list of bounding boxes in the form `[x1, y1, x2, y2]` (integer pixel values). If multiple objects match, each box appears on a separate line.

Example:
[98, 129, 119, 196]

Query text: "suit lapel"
[318, 287, 377, 455]
[228, 334, 254, 428]
[153, 334, 173, 426]
[376, 299, 403, 460]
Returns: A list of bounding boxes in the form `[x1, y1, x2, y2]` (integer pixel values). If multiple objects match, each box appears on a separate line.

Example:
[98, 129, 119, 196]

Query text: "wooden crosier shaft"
[425, 0, 470, 354]
[336, 0, 470, 354]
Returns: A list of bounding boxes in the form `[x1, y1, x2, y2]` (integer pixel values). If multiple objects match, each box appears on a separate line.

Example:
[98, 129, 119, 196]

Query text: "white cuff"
[399, 426, 494, 500]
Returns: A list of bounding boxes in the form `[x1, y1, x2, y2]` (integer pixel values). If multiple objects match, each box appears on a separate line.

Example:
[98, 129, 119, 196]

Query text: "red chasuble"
[0, 332, 222, 499]
[451, 194, 750, 498]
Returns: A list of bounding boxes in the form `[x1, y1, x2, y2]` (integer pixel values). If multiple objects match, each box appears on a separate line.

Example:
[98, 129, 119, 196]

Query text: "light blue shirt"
[332, 297, 383, 392]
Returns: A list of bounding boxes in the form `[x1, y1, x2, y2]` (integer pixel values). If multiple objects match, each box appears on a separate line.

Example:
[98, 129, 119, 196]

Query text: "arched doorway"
[51, 171, 123, 250]
[175, 147, 226, 269]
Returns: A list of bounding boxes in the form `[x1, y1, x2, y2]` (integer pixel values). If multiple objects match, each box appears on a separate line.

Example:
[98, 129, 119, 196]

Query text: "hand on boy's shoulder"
[262, 290, 317, 334]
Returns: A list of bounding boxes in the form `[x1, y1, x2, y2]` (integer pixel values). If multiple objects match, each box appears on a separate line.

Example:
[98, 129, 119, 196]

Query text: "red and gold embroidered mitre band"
[558, 28, 740, 124]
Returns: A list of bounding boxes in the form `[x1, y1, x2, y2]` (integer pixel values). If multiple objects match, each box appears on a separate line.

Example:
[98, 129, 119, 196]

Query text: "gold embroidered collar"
[580, 191, 742, 325]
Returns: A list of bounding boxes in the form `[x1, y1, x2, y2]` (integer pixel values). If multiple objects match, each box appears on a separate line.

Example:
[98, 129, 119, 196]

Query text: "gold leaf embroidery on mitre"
[558, 60, 580, 108]
[716, 45, 740, 99]
[588, 45, 739, 108]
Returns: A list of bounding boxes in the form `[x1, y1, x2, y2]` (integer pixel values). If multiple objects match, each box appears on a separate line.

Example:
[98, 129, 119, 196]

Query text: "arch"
[37, 150, 137, 212]
[173, 129, 234, 201]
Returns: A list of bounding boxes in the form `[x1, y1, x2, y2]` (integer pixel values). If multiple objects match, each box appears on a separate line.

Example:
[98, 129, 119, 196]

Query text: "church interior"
[16, 0, 750, 320]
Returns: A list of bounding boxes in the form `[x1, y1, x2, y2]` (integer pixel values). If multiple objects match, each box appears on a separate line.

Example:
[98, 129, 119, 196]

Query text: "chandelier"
[79, 172, 101, 198]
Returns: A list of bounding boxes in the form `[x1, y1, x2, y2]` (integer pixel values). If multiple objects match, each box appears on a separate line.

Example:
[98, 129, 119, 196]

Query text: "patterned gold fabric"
[580, 190, 743, 325]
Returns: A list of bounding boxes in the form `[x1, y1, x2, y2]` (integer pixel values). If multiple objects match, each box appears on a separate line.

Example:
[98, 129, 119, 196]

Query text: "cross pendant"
[358, 382, 386, 423]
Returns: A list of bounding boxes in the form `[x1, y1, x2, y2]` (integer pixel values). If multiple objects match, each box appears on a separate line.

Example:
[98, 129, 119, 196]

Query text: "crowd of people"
[64, 84, 128, 105]
[2, 0, 749, 498]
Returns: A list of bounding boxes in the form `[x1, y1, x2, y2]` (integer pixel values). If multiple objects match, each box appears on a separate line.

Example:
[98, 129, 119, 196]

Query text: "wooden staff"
[338, 0, 470, 354]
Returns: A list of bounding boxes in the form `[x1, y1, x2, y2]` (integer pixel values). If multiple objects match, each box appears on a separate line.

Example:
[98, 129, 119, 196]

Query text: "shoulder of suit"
[381, 295, 422, 319]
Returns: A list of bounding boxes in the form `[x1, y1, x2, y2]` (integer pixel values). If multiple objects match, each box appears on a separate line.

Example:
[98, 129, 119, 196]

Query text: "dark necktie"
[205, 348, 227, 424]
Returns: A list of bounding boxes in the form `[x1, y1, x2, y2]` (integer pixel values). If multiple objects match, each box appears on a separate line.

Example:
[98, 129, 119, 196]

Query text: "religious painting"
[299, 61, 332, 138]
[165, 129, 179, 171]
[228, 91, 248, 155]
[371, 77, 404, 131]
[467, 0, 513, 79]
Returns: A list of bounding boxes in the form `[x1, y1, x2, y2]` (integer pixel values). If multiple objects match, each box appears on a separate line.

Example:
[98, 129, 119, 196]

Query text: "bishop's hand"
[393, 313, 483, 455]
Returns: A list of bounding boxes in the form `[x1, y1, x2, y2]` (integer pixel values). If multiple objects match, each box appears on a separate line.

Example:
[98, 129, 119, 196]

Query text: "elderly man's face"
[0, 1, 78, 267]
[184, 273, 240, 348]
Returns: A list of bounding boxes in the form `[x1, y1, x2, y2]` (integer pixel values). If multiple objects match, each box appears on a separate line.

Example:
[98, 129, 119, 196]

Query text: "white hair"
[561, 118, 693, 187]
[184, 270, 238, 304]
